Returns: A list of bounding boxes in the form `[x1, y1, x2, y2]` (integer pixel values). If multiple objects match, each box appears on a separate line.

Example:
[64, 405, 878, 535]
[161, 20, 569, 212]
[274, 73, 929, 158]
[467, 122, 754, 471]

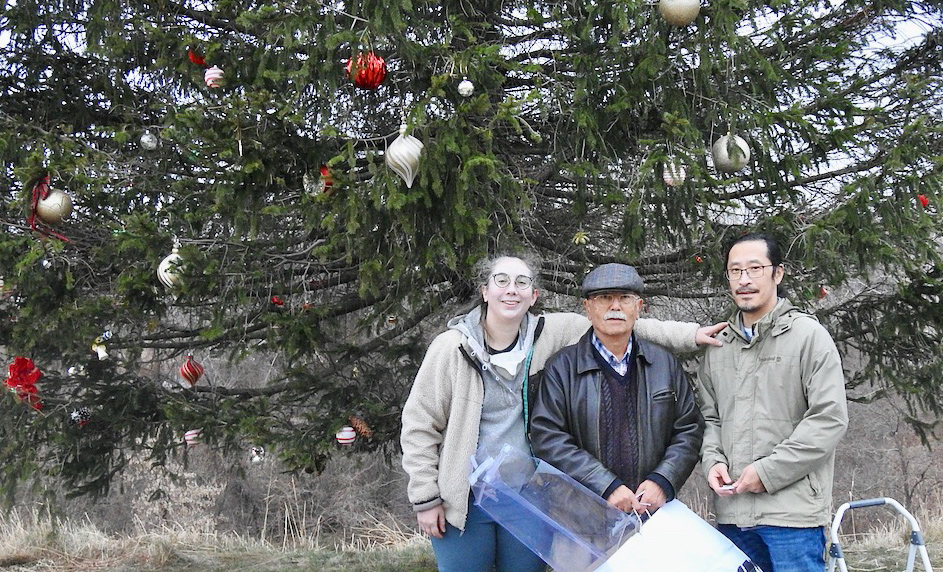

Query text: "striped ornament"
[179, 355, 204, 388]
[184, 429, 202, 447]
[335, 426, 357, 445]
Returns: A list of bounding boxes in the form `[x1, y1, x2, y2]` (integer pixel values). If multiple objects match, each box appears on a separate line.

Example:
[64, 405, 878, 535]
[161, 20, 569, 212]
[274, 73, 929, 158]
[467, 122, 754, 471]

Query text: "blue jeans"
[430, 495, 546, 572]
[718, 524, 826, 572]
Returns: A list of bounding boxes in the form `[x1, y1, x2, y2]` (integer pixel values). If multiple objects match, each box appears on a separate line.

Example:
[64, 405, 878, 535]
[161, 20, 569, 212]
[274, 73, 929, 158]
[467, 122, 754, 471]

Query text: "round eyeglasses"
[491, 273, 534, 289]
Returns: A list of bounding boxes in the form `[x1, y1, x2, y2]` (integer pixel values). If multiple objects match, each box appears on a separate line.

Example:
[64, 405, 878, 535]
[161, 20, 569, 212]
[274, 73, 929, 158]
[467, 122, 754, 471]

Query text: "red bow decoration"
[5, 357, 43, 410]
[188, 48, 207, 67]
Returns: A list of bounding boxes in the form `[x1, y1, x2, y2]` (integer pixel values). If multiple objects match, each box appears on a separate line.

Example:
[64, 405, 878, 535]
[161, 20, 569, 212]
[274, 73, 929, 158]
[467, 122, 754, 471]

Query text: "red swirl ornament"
[179, 355, 204, 388]
[345, 52, 386, 90]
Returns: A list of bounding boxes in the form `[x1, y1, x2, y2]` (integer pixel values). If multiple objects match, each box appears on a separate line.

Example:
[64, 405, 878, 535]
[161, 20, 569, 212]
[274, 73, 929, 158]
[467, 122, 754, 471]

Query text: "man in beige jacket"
[697, 233, 848, 572]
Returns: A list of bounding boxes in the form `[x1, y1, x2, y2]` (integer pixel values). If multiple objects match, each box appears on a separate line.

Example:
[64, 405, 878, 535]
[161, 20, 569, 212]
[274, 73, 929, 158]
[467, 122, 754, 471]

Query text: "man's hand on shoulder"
[696, 322, 726, 347]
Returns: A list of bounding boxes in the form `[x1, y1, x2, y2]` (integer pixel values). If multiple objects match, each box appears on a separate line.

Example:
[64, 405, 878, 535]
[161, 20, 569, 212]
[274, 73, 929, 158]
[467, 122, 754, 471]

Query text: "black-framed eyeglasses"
[589, 293, 639, 305]
[725, 265, 774, 281]
[491, 273, 534, 289]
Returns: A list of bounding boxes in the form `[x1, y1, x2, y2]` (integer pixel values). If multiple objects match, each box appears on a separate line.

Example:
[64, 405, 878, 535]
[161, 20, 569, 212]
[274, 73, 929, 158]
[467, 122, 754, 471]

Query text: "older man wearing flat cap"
[531, 263, 704, 515]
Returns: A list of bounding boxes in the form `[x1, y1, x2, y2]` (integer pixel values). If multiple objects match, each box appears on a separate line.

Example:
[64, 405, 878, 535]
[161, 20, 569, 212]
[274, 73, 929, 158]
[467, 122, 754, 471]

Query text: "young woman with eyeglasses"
[400, 254, 719, 572]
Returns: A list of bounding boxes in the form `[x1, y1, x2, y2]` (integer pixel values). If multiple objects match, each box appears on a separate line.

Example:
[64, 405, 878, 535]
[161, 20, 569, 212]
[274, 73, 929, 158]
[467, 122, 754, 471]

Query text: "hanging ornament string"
[27, 175, 70, 242]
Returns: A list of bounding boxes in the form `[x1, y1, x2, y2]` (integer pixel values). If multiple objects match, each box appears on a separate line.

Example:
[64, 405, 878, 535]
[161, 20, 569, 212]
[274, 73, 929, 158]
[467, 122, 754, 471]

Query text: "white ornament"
[157, 246, 183, 290]
[336, 426, 357, 445]
[658, 0, 701, 26]
[35, 189, 73, 224]
[204, 65, 225, 88]
[250, 446, 265, 463]
[458, 77, 475, 97]
[663, 160, 687, 187]
[711, 134, 751, 173]
[140, 130, 159, 151]
[386, 123, 424, 188]
[92, 337, 109, 360]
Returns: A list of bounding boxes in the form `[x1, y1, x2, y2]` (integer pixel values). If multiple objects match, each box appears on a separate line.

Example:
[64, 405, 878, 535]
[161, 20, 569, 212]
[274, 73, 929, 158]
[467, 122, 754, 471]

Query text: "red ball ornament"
[179, 355, 204, 388]
[271, 295, 285, 306]
[918, 194, 930, 209]
[345, 52, 386, 90]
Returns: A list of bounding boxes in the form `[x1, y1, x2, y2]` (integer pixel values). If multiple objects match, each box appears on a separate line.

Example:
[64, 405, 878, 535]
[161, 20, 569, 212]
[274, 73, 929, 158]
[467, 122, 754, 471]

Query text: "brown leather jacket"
[530, 330, 704, 499]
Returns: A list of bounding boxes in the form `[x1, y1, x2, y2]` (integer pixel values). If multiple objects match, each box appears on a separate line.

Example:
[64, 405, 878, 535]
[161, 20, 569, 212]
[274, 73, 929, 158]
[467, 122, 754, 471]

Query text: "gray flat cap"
[581, 263, 645, 297]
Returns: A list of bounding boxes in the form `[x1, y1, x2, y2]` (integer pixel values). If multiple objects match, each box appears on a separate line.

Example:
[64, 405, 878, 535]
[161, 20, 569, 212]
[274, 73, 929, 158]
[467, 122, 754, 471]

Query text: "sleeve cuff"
[646, 472, 675, 501]
[602, 478, 624, 500]
[413, 496, 443, 512]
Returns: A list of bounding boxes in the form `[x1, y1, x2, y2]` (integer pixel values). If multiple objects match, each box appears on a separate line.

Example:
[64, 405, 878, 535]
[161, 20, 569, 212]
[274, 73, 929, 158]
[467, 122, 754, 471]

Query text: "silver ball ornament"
[458, 77, 475, 97]
[140, 130, 159, 151]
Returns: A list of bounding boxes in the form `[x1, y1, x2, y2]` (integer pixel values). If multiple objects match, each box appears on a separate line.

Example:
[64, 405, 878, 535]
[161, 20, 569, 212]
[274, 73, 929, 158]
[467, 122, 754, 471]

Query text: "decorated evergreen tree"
[1, 0, 941, 499]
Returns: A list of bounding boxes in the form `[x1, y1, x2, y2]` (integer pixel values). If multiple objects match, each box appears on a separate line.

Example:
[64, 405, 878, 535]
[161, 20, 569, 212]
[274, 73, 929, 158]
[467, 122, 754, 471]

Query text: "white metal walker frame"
[828, 497, 933, 572]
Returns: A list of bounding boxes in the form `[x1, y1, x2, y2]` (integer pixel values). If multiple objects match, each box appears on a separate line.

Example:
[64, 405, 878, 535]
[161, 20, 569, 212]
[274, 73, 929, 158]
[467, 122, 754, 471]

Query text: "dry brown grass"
[1, 500, 941, 572]
[0, 507, 434, 571]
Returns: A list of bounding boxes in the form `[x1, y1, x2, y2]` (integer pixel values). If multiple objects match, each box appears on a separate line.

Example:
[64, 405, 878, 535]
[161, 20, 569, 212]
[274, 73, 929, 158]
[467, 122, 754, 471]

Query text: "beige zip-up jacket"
[696, 299, 848, 527]
[401, 311, 699, 531]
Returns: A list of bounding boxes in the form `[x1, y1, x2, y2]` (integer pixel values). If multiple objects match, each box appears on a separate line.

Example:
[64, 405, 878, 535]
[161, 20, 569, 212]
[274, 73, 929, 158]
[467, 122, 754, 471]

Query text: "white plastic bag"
[469, 444, 758, 572]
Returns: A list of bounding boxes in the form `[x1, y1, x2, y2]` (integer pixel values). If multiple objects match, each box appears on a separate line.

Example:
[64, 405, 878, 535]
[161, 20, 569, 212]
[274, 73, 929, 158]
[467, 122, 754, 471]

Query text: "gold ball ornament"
[711, 134, 751, 173]
[658, 0, 701, 26]
[35, 189, 73, 224]
[157, 247, 184, 290]
[663, 160, 687, 187]
[386, 124, 424, 188]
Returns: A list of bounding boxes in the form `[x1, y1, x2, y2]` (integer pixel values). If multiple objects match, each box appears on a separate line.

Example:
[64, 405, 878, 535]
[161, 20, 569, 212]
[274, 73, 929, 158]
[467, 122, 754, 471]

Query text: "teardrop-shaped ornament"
[386, 124, 424, 188]
[157, 247, 183, 290]
[179, 354, 205, 388]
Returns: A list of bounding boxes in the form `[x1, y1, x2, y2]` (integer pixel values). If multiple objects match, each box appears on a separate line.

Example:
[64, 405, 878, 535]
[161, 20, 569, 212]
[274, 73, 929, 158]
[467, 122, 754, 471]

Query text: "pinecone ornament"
[349, 415, 373, 438]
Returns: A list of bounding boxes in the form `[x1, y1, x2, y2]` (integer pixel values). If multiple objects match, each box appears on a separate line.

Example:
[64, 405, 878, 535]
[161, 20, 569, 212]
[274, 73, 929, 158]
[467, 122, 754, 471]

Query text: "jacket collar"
[459, 314, 546, 372]
[722, 298, 813, 343]
[574, 327, 650, 375]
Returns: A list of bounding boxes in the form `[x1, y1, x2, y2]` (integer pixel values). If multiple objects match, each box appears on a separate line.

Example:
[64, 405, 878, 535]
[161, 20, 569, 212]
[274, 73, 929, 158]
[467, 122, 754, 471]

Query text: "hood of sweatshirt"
[447, 305, 538, 381]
